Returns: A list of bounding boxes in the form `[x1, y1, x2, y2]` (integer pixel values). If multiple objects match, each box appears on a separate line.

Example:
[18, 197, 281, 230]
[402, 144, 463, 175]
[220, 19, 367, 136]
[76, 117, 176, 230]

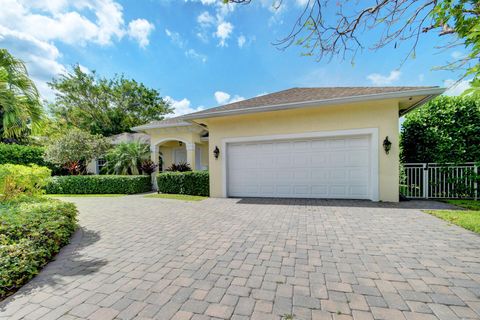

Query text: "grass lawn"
[144, 193, 207, 201]
[45, 194, 126, 197]
[426, 200, 480, 234]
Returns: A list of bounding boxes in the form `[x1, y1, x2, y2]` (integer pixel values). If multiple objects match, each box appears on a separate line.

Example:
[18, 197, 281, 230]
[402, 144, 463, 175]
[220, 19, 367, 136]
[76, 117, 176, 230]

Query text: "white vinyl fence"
[401, 163, 479, 199]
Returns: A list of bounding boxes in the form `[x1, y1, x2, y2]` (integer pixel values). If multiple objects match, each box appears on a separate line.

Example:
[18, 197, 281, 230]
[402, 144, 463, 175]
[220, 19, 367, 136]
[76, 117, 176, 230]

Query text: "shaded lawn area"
[426, 200, 480, 234]
[144, 193, 207, 201]
[45, 194, 126, 198]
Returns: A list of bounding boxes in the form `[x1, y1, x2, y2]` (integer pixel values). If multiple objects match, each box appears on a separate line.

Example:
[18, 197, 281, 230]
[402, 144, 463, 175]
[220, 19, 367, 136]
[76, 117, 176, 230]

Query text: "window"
[97, 158, 107, 173]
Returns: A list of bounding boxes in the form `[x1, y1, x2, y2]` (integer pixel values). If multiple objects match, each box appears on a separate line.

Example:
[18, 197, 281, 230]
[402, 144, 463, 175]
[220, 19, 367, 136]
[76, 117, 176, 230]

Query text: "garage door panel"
[227, 135, 372, 199]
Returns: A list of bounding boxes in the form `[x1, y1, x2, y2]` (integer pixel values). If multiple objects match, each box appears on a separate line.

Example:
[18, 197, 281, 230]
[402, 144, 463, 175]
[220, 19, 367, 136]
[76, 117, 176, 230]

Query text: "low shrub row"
[0, 164, 51, 200]
[0, 143, 46, 166]
[0, 198, 78, 299]
[46, 175, 152, 194]
[157, 171, 209, 196]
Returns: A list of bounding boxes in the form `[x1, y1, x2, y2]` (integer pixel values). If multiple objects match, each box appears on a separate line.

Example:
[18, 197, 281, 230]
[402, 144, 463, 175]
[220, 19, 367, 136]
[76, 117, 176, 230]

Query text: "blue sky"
[0, 0, 470, 116]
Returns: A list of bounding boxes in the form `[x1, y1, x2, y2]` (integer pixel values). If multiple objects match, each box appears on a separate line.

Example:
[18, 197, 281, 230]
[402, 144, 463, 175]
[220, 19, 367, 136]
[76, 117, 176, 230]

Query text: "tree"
[401, 95, 480, 163]
[0, 49, 43, 141]
[104, 142, 150, 175]
[44, 128, 110, 175]
[227, 1, 480, 93]
[48, 65, 173, 136]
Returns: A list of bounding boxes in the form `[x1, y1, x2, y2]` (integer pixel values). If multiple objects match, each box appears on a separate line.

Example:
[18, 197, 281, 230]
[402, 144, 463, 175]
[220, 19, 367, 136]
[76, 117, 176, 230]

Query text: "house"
[133, 87, 445, 202]
[86, 132, 150, 174]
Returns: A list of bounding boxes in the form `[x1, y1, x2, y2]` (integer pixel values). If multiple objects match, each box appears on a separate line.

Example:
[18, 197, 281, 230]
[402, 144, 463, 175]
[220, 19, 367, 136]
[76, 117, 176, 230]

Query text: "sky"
[0, 0, 471, 117]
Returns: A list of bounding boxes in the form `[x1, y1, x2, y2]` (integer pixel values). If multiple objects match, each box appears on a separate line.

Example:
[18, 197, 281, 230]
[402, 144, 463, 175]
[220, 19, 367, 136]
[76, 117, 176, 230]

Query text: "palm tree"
[0, 49, 43, 140]
[104, 141, 150, 175]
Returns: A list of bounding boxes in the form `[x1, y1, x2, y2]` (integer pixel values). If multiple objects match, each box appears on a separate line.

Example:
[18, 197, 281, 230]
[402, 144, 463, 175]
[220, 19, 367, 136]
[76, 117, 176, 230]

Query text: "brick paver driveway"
[1, 196, 480, 320]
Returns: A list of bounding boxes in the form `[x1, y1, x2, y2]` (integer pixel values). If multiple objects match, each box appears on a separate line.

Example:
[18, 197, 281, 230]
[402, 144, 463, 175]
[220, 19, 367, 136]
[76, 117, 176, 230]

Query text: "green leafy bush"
[0, 199, 78, 299]
[46, 175, 151, 194]
[157, 171, 209, 196]
[0, 164, 51, 200]
[0, 143, 46, 166]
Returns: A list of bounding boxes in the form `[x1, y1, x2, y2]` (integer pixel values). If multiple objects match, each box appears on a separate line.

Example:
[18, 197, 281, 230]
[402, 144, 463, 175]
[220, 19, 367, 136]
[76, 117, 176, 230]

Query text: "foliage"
[157, 171, 209, 196]
[166, 162, 192, 172]
[229, 1, 480, 94]
[44, 128, 110, 175]
[140, 160, 158, 175]
[0, 49, 43, 140]
[104, 142, 150, 175]
[0, 164, 51, 200]
[48, 65, 173, 136]
[46, 175, 151, 194]
[0, 198, 77, 299]
[0, 143, 46, 166]
[401, 95, 480, 163]
[144, 193, 206, 201]
[446, 199, 480, 211]
[426, 207, 480, 234]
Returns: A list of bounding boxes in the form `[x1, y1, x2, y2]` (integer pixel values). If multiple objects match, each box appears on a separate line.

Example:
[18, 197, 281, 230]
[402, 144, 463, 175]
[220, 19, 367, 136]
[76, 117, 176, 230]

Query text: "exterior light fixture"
[179, 141, 183, 146]
[213, 146, 220, 159]
[383, 136, 392, 154]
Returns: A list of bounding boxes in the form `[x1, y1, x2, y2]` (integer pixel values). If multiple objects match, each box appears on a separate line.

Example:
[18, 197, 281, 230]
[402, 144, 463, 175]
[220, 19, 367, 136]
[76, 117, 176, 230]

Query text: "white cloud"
[237, 35, 246, 48]
[216, 22, 233, 47]
[367, 70, 401, 86]
[185, 49, 207, 63]
[128, 19, 155, 48]
[194, 1, 235, 46]
[0, 0, 154, 100]
[165, 28, 186, 48]
[444, 79, 471, 96]
[214, 91, 245, 105]
[0, 26, 66, 100]
[197, 11, 215, 27]
[165, 96, 204, 117]
[214, 91, 231, 104]
[451, 51, 465, 60]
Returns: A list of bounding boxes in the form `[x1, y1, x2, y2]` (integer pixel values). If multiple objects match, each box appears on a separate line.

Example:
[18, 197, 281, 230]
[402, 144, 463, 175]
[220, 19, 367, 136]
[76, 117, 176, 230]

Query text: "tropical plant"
[165, 162, 192, 172]
[104, 142, 150, 175]
[44, 128, 110, 175]
[401, 95, 480, 163]
[0, 49, 43, 140]
[48, 65, 173, 136]
[139, 160, 158, 175]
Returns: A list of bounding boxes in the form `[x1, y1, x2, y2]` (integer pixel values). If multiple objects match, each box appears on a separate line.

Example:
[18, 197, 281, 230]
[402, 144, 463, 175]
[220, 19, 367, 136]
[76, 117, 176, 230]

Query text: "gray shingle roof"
[185, 86, 439, 118]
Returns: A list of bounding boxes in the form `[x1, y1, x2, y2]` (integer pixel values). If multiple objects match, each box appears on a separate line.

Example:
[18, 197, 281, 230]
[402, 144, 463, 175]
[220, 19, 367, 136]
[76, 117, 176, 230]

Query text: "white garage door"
[227, 135, 372, 199]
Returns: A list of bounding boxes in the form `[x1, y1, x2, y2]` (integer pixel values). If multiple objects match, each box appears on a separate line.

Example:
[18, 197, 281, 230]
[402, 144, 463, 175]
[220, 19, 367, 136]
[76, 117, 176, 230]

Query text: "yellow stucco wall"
[199, 99, 400, 202]
[144, 127, 209, 171]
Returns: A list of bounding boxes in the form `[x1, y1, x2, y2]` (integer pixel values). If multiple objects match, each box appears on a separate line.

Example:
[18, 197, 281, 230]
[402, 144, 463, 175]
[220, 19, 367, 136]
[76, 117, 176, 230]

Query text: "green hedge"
[46, 175, 152, 194]
[0, 143, 46, 166]
[157, 171, 209, 196]
[0, 198, 77, 299]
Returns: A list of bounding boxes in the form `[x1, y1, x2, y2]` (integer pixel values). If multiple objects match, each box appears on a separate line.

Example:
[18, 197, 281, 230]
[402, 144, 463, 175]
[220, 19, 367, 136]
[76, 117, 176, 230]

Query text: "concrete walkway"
[1, 196, 479, 320]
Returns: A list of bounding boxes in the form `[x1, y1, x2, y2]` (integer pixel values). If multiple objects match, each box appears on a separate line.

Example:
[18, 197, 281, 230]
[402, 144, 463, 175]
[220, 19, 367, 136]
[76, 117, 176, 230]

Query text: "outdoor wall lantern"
[383, 136, 392, 154]
[179, 141, 183, 146]
[213, 146, 220, 159]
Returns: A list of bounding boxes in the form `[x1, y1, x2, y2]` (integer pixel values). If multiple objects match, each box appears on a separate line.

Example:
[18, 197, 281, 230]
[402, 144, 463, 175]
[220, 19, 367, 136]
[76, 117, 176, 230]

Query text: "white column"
[186, 143, 196, 171]
[150, 144, 159, 191]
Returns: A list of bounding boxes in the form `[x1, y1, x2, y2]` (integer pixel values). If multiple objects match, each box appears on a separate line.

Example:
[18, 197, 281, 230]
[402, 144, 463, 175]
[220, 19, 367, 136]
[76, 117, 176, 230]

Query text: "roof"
[182, 86, 444, 120]
[133, 86, 445, 131]
[108, 132, 150, 144]
[131, 116, 191, 131]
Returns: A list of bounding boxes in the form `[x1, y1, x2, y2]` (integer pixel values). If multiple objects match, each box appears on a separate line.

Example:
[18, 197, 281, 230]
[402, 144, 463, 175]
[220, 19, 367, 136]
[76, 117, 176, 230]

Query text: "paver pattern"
[1, 196, 479, 320]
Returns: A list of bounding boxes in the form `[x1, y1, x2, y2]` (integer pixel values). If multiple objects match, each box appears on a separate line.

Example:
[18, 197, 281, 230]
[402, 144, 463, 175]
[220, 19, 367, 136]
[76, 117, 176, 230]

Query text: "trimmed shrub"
[46, 175, 151, 194]
[0, 164, 52, 200]
[157, 171, 209, 196]
[0, 198, 78, 299]
[0, 143, 46, 166]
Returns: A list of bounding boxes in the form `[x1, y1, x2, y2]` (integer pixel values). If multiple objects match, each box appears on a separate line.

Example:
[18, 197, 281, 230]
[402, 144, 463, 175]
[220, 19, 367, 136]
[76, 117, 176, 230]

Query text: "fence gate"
[402, 163, 478, 199]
